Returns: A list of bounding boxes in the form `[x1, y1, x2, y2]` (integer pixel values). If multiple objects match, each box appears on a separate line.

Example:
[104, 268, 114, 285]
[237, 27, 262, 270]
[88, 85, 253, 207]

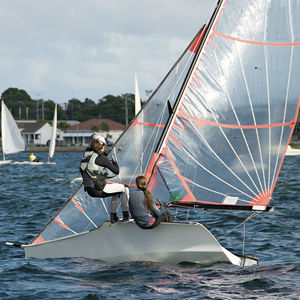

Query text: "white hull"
[22, 221, 256, 266]
[11, 161, 56, 165]
[0, 160, 12, 165]
[286, 145, 300, 156]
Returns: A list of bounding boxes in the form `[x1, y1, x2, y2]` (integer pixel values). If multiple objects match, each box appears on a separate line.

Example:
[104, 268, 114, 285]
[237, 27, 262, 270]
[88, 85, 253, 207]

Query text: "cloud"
[0, 0, 216, 103]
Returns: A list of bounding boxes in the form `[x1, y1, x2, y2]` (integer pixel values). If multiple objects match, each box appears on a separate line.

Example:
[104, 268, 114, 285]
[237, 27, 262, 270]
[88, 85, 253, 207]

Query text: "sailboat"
[46, 103, 57, 164]
[0, 100, 25, 165]
[286, 145, 300, 156]
[12, 104, 58, 165]
[14, 0, 300, 266]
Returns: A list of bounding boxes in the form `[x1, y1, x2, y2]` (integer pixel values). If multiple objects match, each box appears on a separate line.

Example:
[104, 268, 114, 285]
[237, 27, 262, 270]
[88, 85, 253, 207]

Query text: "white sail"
[48, 104, 57, 161]
[1, 100, 25, 162]
[134, 73, 141, 115]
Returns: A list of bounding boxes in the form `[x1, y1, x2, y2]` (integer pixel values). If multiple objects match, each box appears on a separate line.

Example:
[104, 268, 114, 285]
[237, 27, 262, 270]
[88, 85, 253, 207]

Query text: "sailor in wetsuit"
[129, 175, 171, 229]
[80, 134, 129, 223]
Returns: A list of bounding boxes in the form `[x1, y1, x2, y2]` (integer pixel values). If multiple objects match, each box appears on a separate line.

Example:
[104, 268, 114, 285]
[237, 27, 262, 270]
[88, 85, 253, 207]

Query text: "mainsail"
[48, 104, 57, 162]
[30, 0, 299, 245]
[148, 0, 300, 210]
[1, 100, 25, 160]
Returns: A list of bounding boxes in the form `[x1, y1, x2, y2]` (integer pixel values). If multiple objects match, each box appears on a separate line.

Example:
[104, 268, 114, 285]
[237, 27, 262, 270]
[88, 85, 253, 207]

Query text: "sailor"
[80, 134, 129, 223]
[29, 152, 39, 162]
[129, 175, 171, 229]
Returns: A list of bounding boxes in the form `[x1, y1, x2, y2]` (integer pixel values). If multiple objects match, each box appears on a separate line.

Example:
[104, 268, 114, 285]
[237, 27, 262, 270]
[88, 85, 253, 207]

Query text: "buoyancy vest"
[80, 150, 107, 190]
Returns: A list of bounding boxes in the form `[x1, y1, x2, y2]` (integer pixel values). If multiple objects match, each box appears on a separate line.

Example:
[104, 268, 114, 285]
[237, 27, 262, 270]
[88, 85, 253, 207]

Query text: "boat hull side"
[23, 221, 242, 265]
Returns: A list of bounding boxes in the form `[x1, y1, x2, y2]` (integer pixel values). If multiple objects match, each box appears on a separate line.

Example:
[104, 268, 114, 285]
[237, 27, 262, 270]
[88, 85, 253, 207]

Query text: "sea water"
[0, 152, 299, 299]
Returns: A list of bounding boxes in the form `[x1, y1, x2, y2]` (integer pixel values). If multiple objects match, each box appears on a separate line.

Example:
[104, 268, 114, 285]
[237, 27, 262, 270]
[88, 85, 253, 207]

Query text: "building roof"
[17, 121, 46, 133]
[66, 119, 126, 131]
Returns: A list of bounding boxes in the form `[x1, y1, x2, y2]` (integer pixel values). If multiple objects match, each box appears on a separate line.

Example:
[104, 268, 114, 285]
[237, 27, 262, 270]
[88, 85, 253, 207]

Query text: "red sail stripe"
[31, 235, 46, 245]
[169, 133, 182, 147]
[71, 198, 84, 214]
[145, 153, 159, 181]
[250, 190, 272, 206]
[189, 26, 207, 53]
[268, 98, 300, 195]
[130, 117, 165, 128]
[180, 112, 295, 129]
[54, 218, 72, 231]
[214, 31, 300, 47]
[164, 147, 197, 202]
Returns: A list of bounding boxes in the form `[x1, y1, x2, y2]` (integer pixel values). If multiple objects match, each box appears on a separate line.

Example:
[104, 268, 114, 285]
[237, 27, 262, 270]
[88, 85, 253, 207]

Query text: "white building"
[17, 120, 54, 146]
[63, 118, 126, 146]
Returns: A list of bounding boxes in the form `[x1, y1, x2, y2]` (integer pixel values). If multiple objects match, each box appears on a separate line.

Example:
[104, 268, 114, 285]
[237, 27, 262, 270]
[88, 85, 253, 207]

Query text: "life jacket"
[80, 150, 107, 190]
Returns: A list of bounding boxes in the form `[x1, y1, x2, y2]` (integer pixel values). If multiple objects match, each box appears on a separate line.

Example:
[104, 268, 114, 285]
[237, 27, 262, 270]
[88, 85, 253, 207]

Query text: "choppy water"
[0, 152, 299, 299]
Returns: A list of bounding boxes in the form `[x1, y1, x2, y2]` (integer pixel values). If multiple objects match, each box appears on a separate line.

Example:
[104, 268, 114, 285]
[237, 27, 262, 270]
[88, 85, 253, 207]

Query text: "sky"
[0, 0, 217, 104]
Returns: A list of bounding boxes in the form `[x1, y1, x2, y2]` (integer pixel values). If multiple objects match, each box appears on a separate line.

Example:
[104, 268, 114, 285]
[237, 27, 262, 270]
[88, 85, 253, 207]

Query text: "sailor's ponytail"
[136, 175, 154, 211]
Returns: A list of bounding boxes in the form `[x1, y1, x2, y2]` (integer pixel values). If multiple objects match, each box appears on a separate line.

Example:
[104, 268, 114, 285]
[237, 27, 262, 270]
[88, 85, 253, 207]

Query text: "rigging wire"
[218, 211, 261, 241]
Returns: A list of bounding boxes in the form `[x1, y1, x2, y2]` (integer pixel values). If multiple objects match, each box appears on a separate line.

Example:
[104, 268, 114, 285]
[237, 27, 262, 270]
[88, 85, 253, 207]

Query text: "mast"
[147, 0, 224, 180]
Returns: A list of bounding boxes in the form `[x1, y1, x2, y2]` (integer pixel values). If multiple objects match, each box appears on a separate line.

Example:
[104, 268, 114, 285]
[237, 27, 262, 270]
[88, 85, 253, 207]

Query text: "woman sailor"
[80, 134, 129, 223]
[129, 175, 171, 229]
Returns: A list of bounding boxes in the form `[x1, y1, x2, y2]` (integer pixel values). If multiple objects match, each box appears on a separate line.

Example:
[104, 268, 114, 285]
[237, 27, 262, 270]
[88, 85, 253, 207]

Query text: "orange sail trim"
[214, 31, 300, 47]
[31, 235, 46, 245]
[189, 26, 207, 53]
[164, 147, 197, 202]
[130, 117, 165, 128]
[180, 112, 296, 130]
[145, 152, 159, 182]
[54, 218, 72, 232]
[269, 97, 300, 195]
[71, 198, 84, 214]
[250, 190, 272, 206]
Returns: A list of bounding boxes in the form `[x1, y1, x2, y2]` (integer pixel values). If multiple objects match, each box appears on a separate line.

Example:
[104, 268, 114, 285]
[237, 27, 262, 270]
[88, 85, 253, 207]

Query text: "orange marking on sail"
[271, 97, 300, 193]
[165, 147, 196, 202]
[250, 190, 272, 206]
[145, 152, 159, 181]
[214, 31, 300, 47]
[169, 133, 182, 147]
[130, 117, 139, 127]
[31, 235, 46, 245]
[193, 72, 202, 89]
[130, 118, 165, 128]
[72, 198, 84, 214]
[179, 112, 295, 130]
[54, 218, 72, 231]
[189, 26, 207, 53]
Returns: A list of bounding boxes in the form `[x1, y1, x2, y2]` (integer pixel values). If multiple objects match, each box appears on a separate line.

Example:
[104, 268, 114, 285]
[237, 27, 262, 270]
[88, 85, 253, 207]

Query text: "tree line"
[1, 88, 140, 129]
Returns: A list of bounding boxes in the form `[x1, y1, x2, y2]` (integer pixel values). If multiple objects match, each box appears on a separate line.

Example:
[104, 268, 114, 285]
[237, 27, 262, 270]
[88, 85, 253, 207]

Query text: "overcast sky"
[0, 0, 217, 104]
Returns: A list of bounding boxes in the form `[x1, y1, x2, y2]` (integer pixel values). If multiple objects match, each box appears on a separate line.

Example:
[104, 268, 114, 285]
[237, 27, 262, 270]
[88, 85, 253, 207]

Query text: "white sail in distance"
[1, 100, 25, 160]
[48, 104, 57, 161]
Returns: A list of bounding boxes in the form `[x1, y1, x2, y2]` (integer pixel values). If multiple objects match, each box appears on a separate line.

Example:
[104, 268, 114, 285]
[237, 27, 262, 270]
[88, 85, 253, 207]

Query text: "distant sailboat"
[0, 100, 25, 165]
[12, 104, 58, 165]
[13, 0, 300, 266]
[47, 103, 57, 164]
[286, 145, 300, 156]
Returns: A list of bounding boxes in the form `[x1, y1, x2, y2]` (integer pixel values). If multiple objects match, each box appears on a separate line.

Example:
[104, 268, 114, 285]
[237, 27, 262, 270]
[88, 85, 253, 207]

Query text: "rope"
[218, 211, 261, 241]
